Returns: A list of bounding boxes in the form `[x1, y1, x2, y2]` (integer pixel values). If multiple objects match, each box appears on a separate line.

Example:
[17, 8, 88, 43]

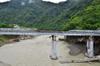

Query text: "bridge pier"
[49, 35, 58, 60]
[86, 36, 94, 58]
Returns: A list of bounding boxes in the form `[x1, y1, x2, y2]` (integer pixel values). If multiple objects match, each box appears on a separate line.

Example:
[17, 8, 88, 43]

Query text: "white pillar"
[86, 36, 94, 58]
[64, 36, 67, 39]
[50, 35, 58, 60]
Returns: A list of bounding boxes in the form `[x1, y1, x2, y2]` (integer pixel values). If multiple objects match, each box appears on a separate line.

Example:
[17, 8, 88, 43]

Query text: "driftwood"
[60, 56, 100, 64]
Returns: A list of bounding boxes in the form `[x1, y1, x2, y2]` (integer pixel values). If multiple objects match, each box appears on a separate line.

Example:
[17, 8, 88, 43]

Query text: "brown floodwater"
[0, 36, 99, 66]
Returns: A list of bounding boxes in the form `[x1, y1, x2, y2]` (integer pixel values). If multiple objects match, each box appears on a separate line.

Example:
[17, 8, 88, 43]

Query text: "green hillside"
[0, 0, 91, 30]
[63, 0, 100, 31]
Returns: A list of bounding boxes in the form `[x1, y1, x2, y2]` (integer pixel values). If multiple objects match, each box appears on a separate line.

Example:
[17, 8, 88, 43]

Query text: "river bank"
[0, 35, 33, 47]
[0, 36, 99, 66]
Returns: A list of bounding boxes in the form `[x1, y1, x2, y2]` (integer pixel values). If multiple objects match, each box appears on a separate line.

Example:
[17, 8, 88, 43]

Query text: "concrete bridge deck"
[0, 28, 100, 36]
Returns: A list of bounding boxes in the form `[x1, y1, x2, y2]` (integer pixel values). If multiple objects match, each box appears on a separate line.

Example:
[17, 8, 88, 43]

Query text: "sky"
[42, 0, 67, 3]
[0, 0, 11, 3]
[0, 0, 67, 3]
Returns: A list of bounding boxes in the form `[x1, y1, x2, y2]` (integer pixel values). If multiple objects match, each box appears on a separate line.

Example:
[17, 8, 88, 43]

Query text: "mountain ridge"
[0, 0, 91, 30]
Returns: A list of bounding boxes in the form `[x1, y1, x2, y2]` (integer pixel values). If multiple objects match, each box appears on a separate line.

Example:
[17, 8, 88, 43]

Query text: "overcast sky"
[42, 0, 67, 3]
[0, 0, 10, 3]
[0, 0, 67, 3]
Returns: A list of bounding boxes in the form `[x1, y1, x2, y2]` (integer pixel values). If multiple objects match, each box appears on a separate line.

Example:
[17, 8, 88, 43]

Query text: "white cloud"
[0, 0, 11, 3]
[42, 0, 67, 4]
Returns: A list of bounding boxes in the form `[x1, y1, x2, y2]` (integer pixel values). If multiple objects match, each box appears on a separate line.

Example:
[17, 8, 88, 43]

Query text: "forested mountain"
[0, 0, 91, 30]
[63, 0, 100, 31]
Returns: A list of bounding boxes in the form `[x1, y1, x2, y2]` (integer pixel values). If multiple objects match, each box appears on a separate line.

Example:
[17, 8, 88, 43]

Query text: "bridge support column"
[86, 36, 94, 58]
[50, 35, 58, 60]
[64, 36, 67, 39]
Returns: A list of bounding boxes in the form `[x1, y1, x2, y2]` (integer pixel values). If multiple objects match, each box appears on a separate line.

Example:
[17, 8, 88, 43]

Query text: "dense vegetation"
[0, 0, 99, 31]
[0, 0, 91, 30]
[0, 23, 14, 28]
[63, 0, 100, 31]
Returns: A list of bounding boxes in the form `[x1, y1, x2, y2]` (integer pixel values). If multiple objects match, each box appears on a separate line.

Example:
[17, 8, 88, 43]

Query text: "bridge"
[0, 28, 100, 59]
[0, 28, 100, 36]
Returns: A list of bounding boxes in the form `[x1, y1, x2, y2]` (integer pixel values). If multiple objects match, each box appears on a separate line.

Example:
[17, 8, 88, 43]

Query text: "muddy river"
[0, 36, 99, 66]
